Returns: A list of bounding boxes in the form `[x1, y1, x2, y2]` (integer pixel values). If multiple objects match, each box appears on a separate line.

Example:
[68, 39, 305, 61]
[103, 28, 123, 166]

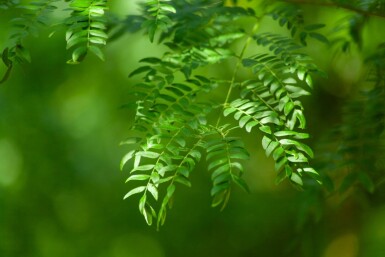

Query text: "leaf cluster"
[121, 0, 323, 227]
[65, 0, 108, 63]
[268, 3, 329, 45]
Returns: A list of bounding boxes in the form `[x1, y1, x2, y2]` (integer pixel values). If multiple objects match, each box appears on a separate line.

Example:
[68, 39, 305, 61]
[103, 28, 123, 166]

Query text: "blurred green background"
[1, 1, 385, 257]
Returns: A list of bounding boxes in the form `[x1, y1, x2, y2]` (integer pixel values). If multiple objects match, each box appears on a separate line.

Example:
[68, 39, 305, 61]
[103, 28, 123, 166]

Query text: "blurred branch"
[280, 0, 385, 19]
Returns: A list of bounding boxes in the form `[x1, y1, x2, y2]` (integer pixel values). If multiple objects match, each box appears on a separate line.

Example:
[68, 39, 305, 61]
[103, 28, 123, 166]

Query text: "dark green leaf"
[233, 175, 249, 193]
[304, 24, 326, 31]
[309, 32, 329, 44]
[174, 175, 192, 187]
[89, 45, 104, 61]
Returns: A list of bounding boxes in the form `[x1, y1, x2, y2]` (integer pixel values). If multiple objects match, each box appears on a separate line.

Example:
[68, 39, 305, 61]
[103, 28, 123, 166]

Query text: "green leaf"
[158, 165, 177, 176]
[224, 107, 237, 117]
[137, 151, 160, 159]
[125, 174, 151, 182]
[213, 172, 231, 185]
[120, 137, 142, 145]
[262, 136, 272, 150]
[174, 175, 192, 187]
[290, 173, 303, 186]
[176, 166, 189, 177]
[133, 164, 156, 171]
[129, 66, 152, 77]
[287, 152, 308, 163]
[89, 29, 108, 39]
[275, 170, 287, 185]
[66, 36, 88, 49]
[285, 165, 293, 176]
[274, 131, 309, 139]
[211, 182, 229, 196]
[259, 126, 272, 134]
[265, 141, 279, 157]
[211, 164, 230, 179]
[297, 69, 306, 81]
[239, 115, 252, 128]
[245, 120, 258, 132]
[148, 22, 157, 43]
[159, 4, 176, 13]
[233, 175, 250, 193]
[300, 32, 307, 46]
[167, 184, 176, 198]
[260, 115, 281, 125]
[120, 150, 135, 170]
[2, 47, 11, 66]
[207, 158, 227, 170]
[303, 167, 322, 184]
[150, 172, 160, 184]
[123, 186, 146, 199]
[147, 183, 158, 200]
[304, 24, 325, 31]
[309, 32, 329, 44]
[89, 6, 105, 15]
[90, 22, 106, 29]
[89, 45, 104, 61]
[72, 46, 87, 62]
[275, 157, 287, 172]
[139, 193, 147, 212]
[284, 101, 294, 115]
[0, 48, 12, 83]
[89, 37, 106, 45]
[273, 146, 285, 161]
[143, 205, 154, 226]
[279, 139, 314, 158]
[230, 151, 249, 160]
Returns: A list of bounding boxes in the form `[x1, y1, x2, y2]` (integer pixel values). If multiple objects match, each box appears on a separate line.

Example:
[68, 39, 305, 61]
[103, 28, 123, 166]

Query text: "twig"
[279, 0, 385, 19]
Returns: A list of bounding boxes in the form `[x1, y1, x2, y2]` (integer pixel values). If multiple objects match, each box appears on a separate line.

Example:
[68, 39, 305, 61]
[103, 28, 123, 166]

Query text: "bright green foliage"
[205, 127, 250, 210]
[65, 0, 108, 63]
[269, 3, 329, 45]
[119, 0, 324, 227]
[229, 33, 323, 186]
[121, 51, 216, 227]
[2, 0, 385, 230]
[142, 0, 176, 42]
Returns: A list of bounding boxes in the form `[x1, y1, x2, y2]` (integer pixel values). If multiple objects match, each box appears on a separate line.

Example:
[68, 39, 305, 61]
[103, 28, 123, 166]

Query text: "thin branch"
[280, 0, 385, 19]
[216, 22, 260, 127]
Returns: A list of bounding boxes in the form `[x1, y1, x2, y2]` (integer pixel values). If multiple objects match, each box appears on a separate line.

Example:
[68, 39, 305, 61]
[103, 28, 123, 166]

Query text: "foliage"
[1, 0, 59, 82]
[1, 0, 385, 232]
[65, 0, 108, 63]
[318, 43, 385, 194]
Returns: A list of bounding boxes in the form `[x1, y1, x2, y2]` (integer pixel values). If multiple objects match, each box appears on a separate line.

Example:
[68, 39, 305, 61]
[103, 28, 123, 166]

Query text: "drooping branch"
[280, 0, 385, 19]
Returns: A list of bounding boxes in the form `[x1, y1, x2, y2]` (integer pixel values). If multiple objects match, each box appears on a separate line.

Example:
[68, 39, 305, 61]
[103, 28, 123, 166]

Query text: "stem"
[216, 22, 260, 127]
[280, 0, 385, 19]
